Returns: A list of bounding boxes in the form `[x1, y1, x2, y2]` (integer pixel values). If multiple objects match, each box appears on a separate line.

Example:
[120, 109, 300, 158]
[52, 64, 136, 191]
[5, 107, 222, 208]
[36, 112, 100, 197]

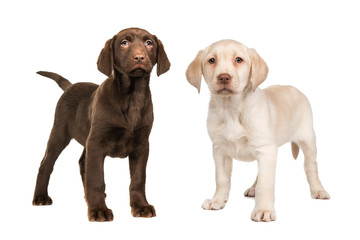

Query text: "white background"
[1, 0, 359, 239]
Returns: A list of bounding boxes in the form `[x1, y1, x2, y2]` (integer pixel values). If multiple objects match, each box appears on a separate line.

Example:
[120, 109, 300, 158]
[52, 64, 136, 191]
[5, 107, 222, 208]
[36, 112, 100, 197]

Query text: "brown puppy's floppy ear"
[248, 48, 269, 91]
[186, 50, 204, 93]
[155, 38, 171, 76]
[97, 37, 115, 77]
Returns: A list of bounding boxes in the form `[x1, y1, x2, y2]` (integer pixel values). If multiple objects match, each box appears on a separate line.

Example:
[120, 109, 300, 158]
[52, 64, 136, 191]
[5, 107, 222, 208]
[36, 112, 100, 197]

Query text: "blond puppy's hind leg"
[244, 175, 257, 198]
[298, 139, 330, 199]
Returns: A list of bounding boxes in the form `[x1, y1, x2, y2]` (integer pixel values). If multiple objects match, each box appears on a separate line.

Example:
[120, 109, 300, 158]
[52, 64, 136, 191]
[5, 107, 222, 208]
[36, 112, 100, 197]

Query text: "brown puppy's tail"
[291, 142, 300, 160]
[37, 71, 72, 91]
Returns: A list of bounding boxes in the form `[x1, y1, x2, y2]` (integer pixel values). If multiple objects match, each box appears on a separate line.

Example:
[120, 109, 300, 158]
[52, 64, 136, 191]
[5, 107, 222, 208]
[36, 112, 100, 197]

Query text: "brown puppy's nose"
[218, 73, 232, 84]
[134, 54, 145, 63]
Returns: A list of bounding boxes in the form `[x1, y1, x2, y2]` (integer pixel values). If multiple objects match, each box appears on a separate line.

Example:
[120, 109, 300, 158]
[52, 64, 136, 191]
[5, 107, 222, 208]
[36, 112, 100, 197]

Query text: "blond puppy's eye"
[208, 58, 216, 64]
[235, 57, 243, 63]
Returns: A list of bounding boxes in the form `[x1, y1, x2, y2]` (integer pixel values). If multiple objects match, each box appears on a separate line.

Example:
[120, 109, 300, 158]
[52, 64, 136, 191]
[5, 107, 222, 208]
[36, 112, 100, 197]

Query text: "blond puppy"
[186, 40, 329, 222]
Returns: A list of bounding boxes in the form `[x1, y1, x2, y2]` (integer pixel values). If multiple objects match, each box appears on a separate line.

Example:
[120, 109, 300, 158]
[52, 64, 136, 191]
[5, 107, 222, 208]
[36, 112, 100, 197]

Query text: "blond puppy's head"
[186, 40, 268, 96]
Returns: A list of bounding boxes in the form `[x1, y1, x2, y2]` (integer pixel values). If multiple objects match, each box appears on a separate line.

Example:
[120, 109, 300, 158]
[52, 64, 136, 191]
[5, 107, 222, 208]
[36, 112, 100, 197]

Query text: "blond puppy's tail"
[291, 142, 300, 160]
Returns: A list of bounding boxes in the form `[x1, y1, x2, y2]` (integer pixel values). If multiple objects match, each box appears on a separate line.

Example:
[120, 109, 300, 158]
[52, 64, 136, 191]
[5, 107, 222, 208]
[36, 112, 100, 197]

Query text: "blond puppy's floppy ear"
[248, 48, 269, 91]
[186, 50, 204, 93]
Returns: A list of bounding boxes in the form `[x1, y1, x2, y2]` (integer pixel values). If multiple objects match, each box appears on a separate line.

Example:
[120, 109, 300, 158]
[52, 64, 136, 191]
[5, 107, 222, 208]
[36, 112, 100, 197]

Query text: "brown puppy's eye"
[121, 40, 129, 47]
[235, 57, 243, 63]
[145, 40, 153, 46]
[208, 58, 216, 64]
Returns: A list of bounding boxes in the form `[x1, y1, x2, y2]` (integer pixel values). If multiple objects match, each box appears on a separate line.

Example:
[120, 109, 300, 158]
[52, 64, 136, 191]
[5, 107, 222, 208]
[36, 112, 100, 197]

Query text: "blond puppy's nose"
[217, 73, 232, 84]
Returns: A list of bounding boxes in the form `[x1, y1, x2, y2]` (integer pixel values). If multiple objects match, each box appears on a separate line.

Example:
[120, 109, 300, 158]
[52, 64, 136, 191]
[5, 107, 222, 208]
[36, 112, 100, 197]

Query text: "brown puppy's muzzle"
[134, 54, 145, 63]
[128, 50, 153, 77]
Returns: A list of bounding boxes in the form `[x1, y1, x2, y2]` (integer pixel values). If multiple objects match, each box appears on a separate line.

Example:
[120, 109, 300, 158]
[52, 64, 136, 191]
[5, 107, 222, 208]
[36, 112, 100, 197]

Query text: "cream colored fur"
[186, 40, 330, 222]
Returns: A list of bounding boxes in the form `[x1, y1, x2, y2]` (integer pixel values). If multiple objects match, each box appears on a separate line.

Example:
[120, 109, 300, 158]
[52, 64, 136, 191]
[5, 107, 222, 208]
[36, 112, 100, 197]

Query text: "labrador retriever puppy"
[186, 40, 329, 222]
[32, 28, 170, 221]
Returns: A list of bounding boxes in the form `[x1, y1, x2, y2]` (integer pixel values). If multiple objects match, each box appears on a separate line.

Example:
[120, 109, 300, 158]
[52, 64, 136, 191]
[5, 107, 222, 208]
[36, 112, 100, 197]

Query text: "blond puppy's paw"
[251, 208, 277, 222]
[311, 189, 330, 199]
[244, 187, 256, 197]
[202, 198, 227, 210]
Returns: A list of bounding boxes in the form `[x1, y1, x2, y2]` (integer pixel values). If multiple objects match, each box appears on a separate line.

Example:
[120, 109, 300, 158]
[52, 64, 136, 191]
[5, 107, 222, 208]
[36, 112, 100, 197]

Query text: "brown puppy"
[32, 28, 170, 222]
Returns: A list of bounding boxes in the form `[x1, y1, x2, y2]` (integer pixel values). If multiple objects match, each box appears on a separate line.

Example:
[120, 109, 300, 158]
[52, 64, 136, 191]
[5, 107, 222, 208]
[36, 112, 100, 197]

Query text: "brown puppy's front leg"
[85, 145, 113, 222]
[129, 142, 156, 218]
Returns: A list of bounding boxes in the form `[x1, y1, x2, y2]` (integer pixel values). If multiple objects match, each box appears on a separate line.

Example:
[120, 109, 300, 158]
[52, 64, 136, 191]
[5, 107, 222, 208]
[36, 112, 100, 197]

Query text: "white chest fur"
[207, 95, 256, 162]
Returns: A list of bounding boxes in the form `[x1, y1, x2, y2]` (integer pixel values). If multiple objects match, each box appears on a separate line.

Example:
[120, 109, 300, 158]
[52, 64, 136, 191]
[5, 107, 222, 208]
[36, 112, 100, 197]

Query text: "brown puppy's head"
[186, 40, 268, 96]
[97, 28, 170, 78]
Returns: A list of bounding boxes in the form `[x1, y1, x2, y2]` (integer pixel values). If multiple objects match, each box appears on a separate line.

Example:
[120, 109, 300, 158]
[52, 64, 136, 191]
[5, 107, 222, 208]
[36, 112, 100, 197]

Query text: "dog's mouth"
[129, 68, 149, 77]
[216, 88, 234, 95]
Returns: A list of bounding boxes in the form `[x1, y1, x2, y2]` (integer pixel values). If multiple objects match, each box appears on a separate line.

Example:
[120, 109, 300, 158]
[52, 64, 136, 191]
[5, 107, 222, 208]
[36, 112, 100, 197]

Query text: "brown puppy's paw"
[88, 208, 114, 222]
[131, 205, 156, 218]
[32, 195, 53, 206]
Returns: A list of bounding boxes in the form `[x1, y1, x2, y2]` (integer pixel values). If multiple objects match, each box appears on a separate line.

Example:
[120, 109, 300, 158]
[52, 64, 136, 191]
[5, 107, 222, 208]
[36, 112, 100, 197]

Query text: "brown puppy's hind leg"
[78, 148, 86, 187]
[33, 125, 71, 205]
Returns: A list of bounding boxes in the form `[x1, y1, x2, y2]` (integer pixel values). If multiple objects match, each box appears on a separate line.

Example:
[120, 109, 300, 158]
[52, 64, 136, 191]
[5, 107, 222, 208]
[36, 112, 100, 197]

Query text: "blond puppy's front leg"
[251, 147, 277, 222]
[202, 147, 233, 210]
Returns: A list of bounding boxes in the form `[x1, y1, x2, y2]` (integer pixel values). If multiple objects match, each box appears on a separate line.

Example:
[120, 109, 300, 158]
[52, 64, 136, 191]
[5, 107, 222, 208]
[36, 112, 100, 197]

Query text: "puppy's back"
[54, 82, 98, 145]
[264, 85, 313, 145]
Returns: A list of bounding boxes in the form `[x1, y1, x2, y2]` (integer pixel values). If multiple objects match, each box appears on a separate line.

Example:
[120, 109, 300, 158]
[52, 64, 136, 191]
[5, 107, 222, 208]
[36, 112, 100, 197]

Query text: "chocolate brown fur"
[32, 28, 170, 221]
